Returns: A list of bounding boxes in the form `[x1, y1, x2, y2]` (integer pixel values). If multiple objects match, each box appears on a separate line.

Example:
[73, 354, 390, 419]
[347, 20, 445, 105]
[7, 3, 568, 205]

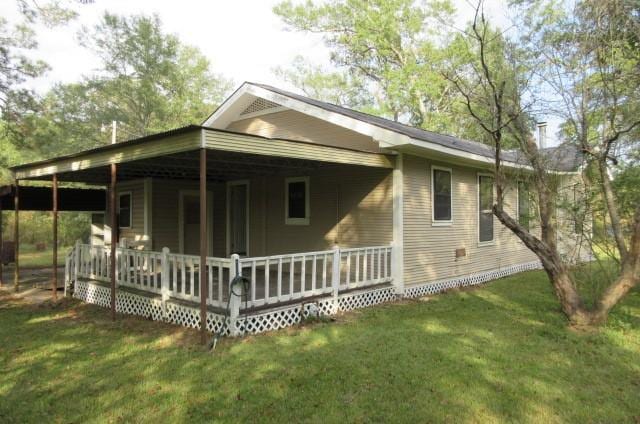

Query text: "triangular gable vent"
[240, 98, 281, 116]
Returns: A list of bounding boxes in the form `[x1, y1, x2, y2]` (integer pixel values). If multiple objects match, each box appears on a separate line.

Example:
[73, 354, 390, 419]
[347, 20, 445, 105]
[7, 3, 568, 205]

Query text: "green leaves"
[274, 0, 471, 135]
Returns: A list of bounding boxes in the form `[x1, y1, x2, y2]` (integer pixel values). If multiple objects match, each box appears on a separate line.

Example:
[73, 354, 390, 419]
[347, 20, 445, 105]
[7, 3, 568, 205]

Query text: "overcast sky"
[3, 0, 560, 144]
[2, 0, 512, 92]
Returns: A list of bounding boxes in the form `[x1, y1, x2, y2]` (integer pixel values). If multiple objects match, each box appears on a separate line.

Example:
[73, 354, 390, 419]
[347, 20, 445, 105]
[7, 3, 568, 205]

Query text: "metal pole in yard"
[110, 163, 117, 320]
[199, 147, 208, 344]
[52, 173, 58, 301]
[13, 182, 19, 292]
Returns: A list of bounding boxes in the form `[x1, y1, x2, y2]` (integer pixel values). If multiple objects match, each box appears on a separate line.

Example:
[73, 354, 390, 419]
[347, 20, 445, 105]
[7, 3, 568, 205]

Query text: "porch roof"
[11, 126, 394, 182]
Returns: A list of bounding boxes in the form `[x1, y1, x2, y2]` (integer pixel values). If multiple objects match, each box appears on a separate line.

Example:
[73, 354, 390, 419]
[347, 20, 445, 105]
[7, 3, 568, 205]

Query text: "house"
[9, 82, 586, 336]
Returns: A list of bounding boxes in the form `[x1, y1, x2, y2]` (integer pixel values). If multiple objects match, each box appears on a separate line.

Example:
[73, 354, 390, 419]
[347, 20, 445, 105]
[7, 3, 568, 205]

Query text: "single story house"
[10, 82, 586, 336]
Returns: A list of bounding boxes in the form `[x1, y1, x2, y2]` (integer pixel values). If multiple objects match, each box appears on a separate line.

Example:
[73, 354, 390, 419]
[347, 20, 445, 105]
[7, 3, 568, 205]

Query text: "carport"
[0, 184, 106, 297]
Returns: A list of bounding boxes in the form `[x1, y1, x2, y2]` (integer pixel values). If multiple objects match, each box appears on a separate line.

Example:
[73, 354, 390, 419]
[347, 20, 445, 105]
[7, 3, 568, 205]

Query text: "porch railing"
[70, 243, 393, 310]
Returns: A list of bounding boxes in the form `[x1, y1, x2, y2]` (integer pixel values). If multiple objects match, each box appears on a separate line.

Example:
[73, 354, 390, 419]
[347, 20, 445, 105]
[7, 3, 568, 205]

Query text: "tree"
[274, 55, 374, 109]
[2, 12, 234, 166]
[274, 0, 470, 133]
[75, 13, 233, 140]
[446, 0, 640, 326]
[0, 0, 89, 183]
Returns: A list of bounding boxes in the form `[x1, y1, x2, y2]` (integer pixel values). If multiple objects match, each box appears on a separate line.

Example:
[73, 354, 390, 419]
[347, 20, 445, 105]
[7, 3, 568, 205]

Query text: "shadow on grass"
[1, 270, 639, 423]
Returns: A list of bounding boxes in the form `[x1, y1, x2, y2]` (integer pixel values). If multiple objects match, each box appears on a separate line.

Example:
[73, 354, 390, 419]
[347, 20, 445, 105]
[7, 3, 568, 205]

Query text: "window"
[285, 177, 310, 225]
[478, 175, 494, 243]
[431, 167, 452, 224]
[517, 181, 530, 231]
[118, 192, 132, 229]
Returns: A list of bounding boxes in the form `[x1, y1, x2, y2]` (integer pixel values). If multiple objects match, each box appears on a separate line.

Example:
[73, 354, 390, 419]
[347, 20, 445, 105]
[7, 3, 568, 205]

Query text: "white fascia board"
[204, 84, 255, 129]
[241, 84, 413, 145]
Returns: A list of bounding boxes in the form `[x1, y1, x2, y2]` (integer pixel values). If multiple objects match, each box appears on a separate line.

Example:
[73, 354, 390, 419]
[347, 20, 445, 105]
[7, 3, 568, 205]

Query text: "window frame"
[431, 165, 453, 226]
[477, 173, 495, 245]
[284, 176, 310, 226]
[117, 191, 133, 230]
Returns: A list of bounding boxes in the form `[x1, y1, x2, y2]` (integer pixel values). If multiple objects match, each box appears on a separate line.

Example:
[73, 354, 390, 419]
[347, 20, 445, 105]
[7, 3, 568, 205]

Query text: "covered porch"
[12, 125, 400, 336]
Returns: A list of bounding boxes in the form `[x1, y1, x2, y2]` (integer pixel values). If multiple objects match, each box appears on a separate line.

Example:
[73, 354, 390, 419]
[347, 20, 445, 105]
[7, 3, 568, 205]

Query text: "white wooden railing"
[69, 243, 393, 310]
[237, 249, 335, 308]
[165, 252, 231, 308]
[339, 246, 393, 291]
[117, 248, 164, 294]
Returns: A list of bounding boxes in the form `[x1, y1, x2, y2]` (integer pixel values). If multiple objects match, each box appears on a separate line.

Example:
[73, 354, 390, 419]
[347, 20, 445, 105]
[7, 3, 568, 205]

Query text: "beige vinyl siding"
[555, 174, 592, 261]
[113, 180, 146, 243]
[251, 166, 393, 255]
[226, 109, 379, 152]
[151, 179, 226, 256]
[140, 165, 391, 257]
[402, 154, 538, 286]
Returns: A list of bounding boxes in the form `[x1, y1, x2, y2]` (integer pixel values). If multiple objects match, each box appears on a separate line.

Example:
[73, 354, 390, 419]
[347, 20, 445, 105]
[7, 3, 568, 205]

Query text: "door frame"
[178, 189, 213, 254]
[226, 180, 250, 257]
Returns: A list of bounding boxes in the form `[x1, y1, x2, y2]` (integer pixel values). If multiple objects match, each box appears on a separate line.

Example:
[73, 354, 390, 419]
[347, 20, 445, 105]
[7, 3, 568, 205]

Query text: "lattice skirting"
[234, 287, 397, 334]
[404, 260, 543, 299]
[74, 281, 229, 335]
[72, 261, 541, 337]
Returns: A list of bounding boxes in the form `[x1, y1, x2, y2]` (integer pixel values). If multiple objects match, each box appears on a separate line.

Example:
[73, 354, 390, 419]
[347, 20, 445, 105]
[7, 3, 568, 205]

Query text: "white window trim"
[431, 165, 453, 226]
[477, 173, 495, 246]
[117, 191, 132, 230]
[285, 176, 310, 226]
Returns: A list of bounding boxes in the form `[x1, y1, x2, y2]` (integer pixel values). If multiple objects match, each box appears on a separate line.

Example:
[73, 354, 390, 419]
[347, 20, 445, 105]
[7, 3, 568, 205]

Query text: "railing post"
[161, 247, 170, 316]
[228, 253, 242, 336]
[74, 239, 81, 280]
[331, 245, 340, 311]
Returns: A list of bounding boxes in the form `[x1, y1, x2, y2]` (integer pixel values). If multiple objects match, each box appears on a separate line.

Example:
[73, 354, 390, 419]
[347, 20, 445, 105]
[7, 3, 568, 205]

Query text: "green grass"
[11, 244, 70, 268]
[1, 270, 639, 423]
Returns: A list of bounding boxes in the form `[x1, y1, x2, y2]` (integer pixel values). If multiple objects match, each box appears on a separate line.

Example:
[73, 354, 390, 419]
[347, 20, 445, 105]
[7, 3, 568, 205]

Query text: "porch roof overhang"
[11, 126, 394, 183]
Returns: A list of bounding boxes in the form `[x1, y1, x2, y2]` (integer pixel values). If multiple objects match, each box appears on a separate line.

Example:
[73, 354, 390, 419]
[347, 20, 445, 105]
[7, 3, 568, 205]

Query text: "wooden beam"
[110, 163, 117, 320]
[199, 148, 208, 344]
[52, 174, 58, 300]
[13, 182, 19, 292]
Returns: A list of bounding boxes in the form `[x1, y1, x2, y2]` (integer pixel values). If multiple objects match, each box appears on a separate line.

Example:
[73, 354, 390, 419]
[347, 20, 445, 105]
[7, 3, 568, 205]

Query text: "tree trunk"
[492, 205, 589, 324]
[598, 160, 628, 258]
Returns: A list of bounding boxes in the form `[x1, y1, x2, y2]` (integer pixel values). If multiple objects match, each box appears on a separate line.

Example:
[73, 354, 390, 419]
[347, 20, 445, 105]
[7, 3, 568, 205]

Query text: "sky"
[2, 0, 559, 144]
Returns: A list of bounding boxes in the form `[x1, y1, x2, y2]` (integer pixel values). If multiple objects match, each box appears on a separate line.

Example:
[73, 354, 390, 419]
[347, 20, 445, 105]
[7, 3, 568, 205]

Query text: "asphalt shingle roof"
[251, 82, 581, 172]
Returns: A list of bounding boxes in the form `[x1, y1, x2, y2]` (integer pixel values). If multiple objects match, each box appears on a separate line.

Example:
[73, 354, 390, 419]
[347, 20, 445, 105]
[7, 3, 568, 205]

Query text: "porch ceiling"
[11, 126, 394, 182]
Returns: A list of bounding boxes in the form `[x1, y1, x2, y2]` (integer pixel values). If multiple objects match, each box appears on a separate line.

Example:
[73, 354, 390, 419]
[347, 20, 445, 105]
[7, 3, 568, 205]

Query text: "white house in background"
[10, 82, 585, 335]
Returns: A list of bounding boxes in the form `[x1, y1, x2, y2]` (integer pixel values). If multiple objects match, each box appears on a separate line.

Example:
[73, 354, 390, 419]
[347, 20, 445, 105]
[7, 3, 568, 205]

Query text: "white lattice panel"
[206, 313, 229, 336]
[338, 287, 397, 312]
[405, 261, 542, 298]
[240, 306, 303, 334]
[74, 281, 111, 308]
[165, 303, 201, 329]
[117, 291, 164, 321]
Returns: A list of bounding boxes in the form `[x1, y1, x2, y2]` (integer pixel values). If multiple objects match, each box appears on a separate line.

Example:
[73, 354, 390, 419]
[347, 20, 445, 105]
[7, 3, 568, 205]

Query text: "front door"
[182, 194, 201, 255]
[228, 182, 248, 256]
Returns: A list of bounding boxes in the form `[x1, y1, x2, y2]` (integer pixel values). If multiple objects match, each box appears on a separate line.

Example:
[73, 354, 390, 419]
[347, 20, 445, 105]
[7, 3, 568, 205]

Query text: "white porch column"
[392, 152, 404, 295]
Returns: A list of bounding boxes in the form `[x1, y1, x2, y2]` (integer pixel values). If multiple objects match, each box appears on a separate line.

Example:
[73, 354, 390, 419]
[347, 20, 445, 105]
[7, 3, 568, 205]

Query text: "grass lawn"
[1, 270, 639, 423]
[8, 244, 70, 269]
